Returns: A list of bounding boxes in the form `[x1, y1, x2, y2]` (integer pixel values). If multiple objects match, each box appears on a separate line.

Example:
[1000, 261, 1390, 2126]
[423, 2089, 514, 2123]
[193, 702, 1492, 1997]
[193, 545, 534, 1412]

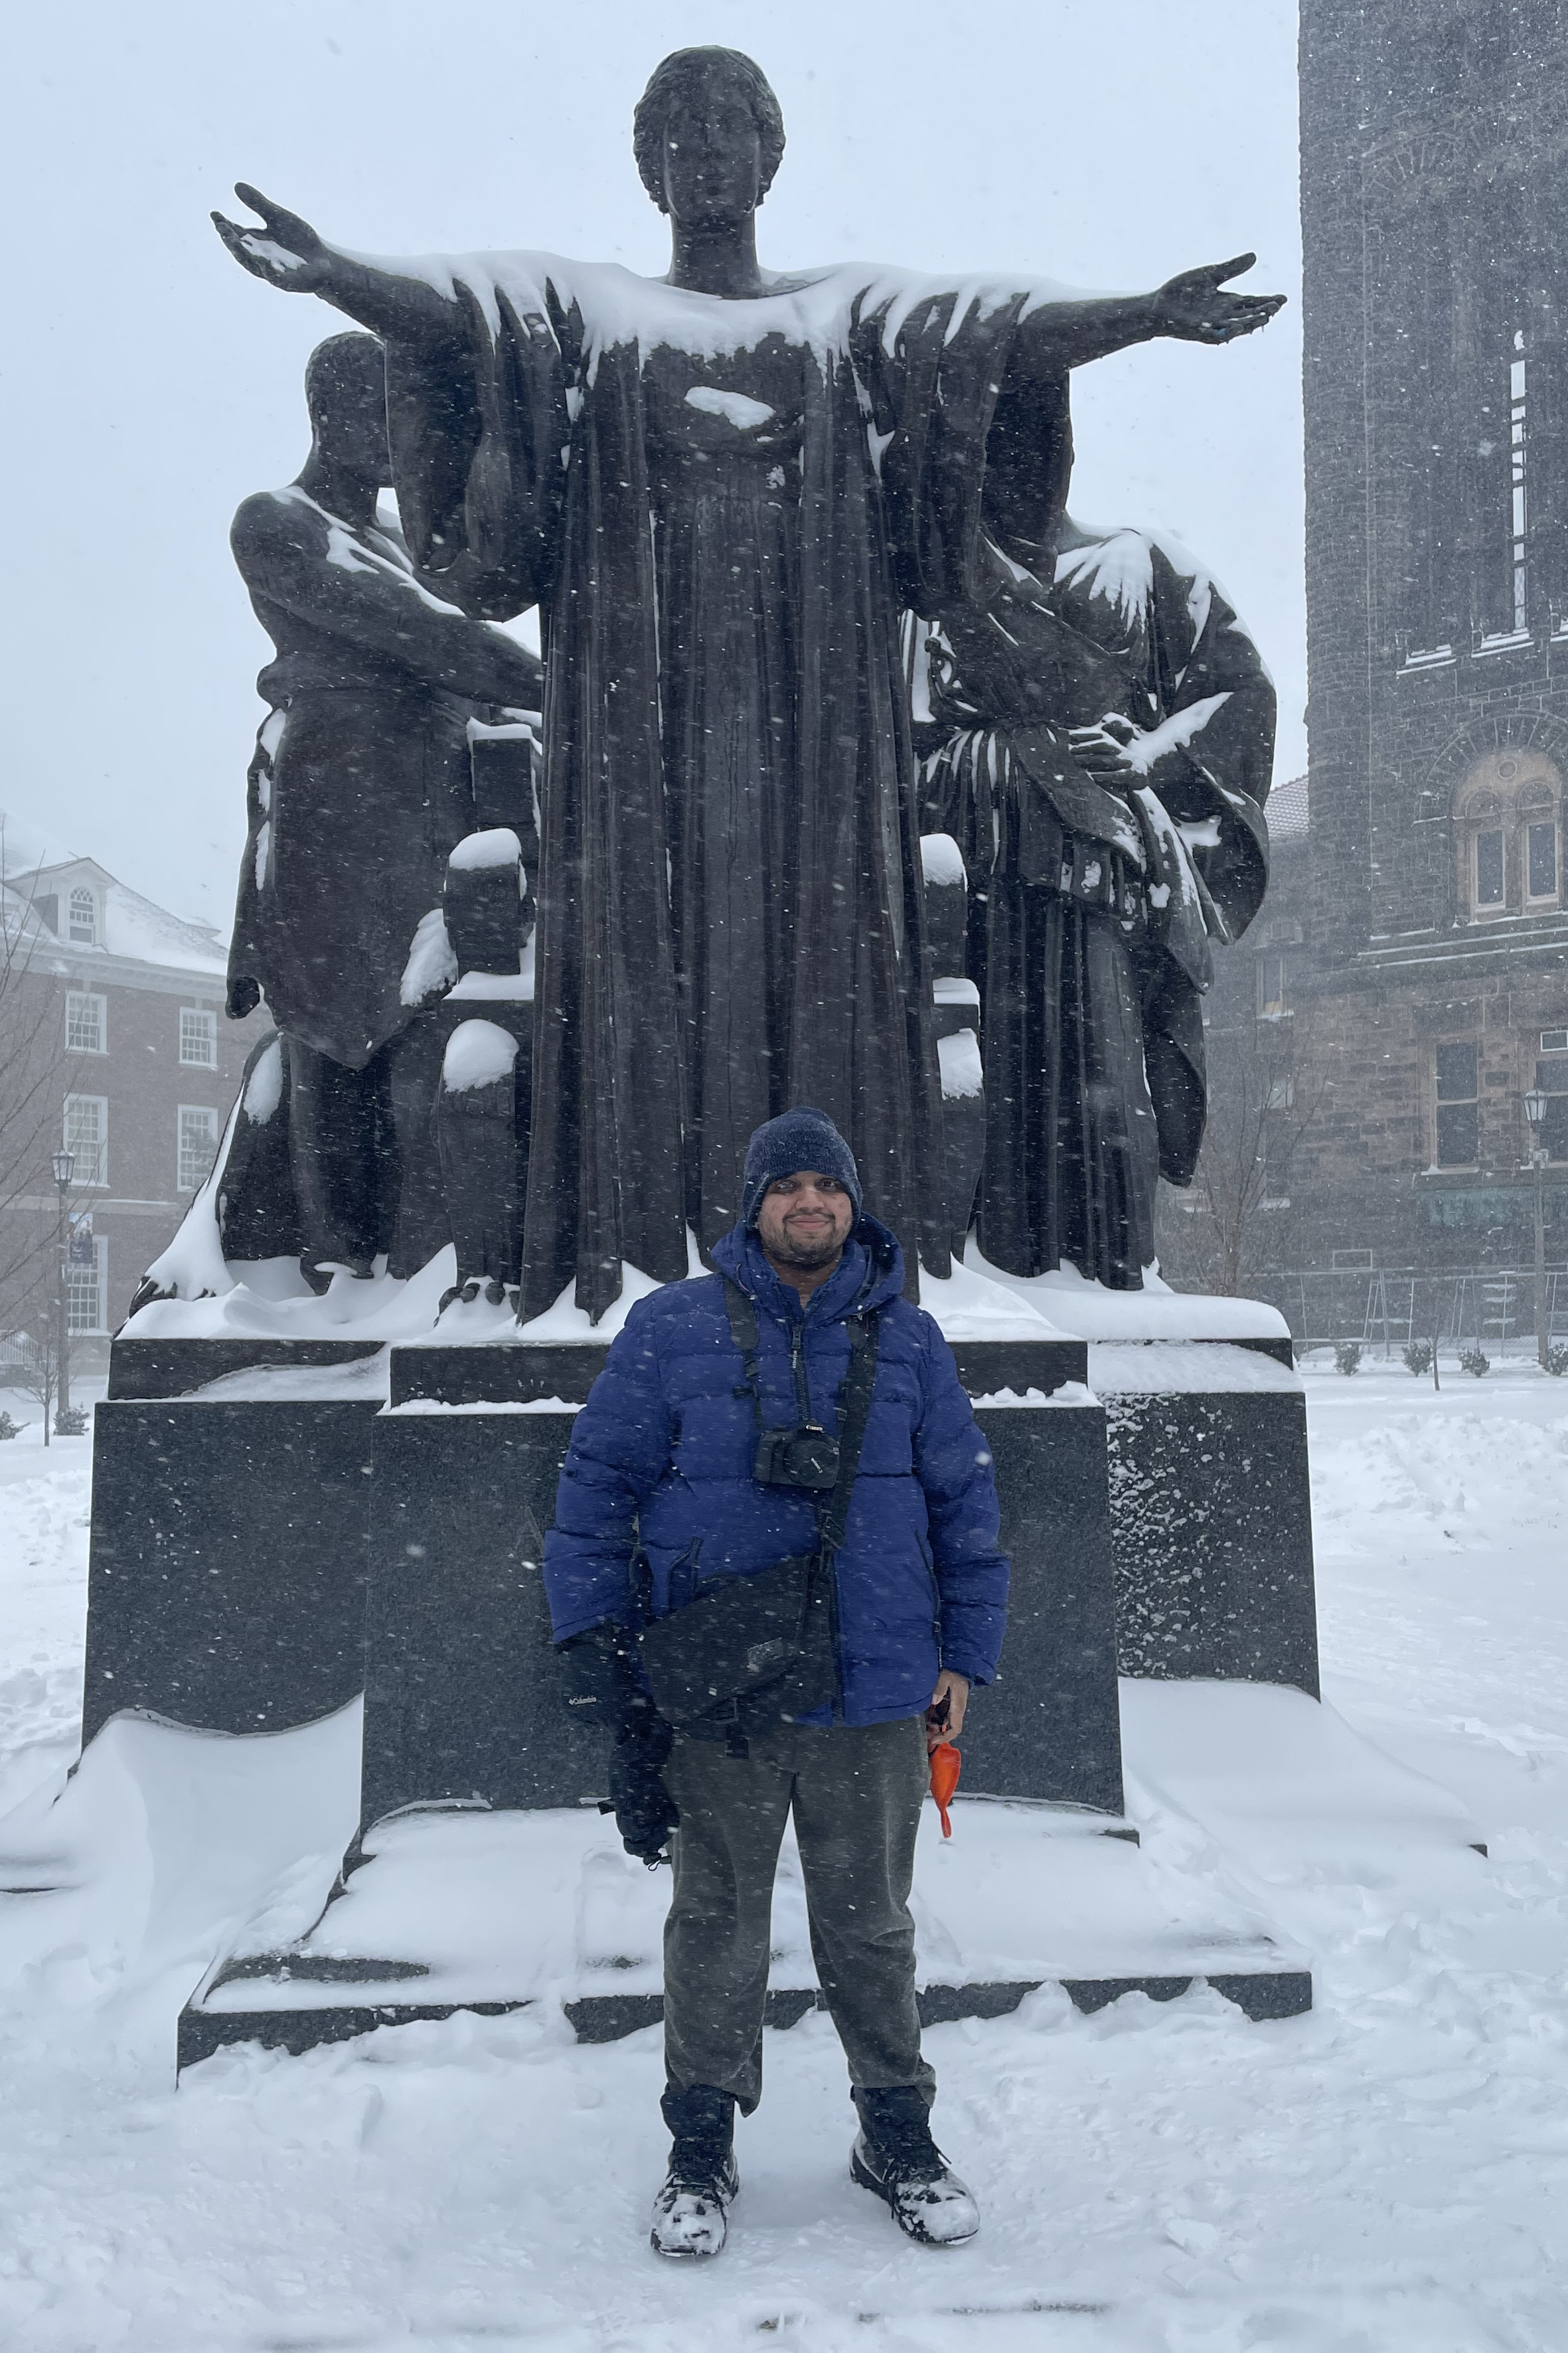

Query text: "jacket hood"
[710, 1212, 905, 1321]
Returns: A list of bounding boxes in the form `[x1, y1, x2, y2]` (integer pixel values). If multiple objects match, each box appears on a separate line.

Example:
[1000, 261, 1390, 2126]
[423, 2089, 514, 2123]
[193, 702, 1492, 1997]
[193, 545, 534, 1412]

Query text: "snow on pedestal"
[187, 1796, 1304, 2052]
[961, 1239, 1292, 1344]
[123, 1247, 458, 1349]
[23, 1670, 1463, 2069]
[916, 1253, 1077, 1344]
[1089, 1342, 1300, 1395]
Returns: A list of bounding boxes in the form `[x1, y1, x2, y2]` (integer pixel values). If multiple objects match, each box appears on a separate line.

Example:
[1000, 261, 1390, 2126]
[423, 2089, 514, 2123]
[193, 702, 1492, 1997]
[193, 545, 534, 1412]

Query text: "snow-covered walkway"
[0, 1368, 1564, 2351]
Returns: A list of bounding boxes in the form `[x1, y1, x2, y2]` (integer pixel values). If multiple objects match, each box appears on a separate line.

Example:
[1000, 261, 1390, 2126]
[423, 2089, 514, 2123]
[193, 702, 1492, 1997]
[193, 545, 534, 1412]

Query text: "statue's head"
[633, 48, 785, 226]
[304, 332, 390, 483]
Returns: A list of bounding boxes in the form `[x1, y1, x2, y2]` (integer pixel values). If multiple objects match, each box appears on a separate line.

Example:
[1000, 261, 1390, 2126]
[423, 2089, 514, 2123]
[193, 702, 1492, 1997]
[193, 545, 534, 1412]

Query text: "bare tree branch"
[1156, 1016, 1331, 1295]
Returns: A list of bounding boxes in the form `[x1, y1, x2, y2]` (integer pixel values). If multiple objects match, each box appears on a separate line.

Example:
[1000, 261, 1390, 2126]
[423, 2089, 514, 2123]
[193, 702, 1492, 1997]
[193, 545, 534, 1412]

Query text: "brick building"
[1223, 0, 1568, 1277]
[0, 821, 268, 1360]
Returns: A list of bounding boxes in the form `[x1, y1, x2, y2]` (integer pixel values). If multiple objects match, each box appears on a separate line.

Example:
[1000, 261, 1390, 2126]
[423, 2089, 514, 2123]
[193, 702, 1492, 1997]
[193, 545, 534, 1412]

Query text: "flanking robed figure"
[215, 44, 1282, 1320]
[911, 518, 1276, 1289]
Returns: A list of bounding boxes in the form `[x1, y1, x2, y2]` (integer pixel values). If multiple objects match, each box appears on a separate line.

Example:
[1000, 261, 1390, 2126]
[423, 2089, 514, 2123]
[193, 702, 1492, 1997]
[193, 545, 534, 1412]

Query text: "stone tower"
[1253, 0, 1568, 1272]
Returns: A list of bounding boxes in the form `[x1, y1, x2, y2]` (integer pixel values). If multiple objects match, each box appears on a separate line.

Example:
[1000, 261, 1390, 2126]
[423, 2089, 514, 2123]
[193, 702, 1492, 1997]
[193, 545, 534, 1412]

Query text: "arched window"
[67, 884, 96, 945]
[1452, 751, 1563, 917]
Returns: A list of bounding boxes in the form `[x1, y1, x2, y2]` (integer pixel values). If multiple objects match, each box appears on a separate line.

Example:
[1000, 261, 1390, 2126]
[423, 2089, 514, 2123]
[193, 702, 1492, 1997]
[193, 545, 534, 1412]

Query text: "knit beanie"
[740, 1105, 862, 1230]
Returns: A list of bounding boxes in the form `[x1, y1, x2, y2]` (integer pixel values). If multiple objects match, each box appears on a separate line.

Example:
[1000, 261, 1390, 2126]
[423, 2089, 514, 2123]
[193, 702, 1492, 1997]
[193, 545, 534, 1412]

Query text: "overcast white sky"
[0, 0, 1302, 930]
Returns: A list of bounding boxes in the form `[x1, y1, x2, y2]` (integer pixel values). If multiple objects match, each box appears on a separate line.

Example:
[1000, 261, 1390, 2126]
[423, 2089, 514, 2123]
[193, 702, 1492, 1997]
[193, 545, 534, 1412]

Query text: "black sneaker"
[850, 2085, 979, 2246]
[650, 2083, 739, 2259]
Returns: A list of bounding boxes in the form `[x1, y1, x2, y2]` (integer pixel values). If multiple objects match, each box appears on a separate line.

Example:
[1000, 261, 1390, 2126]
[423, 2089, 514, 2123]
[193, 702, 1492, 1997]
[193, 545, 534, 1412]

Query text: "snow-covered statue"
[912, 519, 1276, 1289]
[133, 333, 542, 1314]
[214, 44, 1281, 1322]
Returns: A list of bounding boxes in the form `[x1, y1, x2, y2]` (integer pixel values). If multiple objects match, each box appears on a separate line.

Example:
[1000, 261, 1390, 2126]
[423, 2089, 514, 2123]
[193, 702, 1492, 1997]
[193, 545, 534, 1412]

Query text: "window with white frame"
[68, 884, 96, 945]
[65, 991, 106, 1054]
[179, 1007, 218, 1067]
[64, 1095, 108, 1187]
[177, 1104, 219, 1192]
[66, 1237, 106, 1334]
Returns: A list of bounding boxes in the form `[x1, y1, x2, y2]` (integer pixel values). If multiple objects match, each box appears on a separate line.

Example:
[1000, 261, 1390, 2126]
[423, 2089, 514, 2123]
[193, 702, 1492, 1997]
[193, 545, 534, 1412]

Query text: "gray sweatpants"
[662, 1714, 935, 2115]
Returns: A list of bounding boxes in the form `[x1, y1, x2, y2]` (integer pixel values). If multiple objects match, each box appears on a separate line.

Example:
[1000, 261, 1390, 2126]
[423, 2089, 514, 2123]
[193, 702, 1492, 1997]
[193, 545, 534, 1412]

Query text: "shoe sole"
[850, 2145, 979, 2246]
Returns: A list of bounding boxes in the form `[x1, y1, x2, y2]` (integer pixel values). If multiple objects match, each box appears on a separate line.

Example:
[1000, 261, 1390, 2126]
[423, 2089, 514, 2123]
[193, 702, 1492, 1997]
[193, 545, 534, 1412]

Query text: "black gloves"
[556, 1619, 642, 1730]
[556, 1621, 680, 1866]
[608, 1709, 680, 1867]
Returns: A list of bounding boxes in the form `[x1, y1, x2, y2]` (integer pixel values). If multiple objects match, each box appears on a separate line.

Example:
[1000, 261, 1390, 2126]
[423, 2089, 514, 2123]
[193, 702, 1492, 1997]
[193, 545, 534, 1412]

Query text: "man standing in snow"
[545, 1105, 1009, 2259]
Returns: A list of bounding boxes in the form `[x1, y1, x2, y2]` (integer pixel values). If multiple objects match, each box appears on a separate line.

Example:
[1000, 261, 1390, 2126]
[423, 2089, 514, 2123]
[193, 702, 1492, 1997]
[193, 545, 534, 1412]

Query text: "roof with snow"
[1267, 772, 1308, 841]
[1, 810, 227, 977]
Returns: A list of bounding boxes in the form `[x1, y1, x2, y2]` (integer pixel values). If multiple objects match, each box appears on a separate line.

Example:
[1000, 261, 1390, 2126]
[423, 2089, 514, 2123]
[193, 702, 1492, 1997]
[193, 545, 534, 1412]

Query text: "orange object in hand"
[929, 1741, 961, 1838]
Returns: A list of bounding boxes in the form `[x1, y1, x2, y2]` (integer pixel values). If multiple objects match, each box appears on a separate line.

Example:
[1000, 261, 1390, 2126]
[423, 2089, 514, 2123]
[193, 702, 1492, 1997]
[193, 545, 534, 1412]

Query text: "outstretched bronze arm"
[1014, 252, 1285, 378]
[212, 185, 459, 349]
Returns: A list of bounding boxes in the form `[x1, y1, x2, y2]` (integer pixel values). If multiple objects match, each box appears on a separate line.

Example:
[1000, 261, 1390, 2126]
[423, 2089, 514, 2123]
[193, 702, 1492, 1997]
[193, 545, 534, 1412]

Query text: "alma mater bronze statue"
[214, 45, 1282, 1323]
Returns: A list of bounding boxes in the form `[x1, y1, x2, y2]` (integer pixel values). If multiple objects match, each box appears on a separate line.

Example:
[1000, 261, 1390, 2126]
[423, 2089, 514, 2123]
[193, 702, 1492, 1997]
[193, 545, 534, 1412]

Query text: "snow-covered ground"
[0, 1366, 1565, 2352]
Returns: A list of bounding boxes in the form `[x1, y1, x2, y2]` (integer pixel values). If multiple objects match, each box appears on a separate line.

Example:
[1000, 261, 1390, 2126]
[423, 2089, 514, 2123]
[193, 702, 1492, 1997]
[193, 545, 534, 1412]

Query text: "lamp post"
[1524, 1087, 1549, 1370]
[50, 1147, 74, 1427]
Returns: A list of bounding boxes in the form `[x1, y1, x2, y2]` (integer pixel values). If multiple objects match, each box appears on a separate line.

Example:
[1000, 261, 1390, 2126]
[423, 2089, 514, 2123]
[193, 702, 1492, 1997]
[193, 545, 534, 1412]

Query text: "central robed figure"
[216, 46, 1281, 1322]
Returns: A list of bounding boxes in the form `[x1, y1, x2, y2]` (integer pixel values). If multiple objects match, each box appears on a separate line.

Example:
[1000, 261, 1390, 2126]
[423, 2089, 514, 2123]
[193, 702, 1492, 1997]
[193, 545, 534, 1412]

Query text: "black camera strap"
[724, 1276, 767, 1431]
[819, 1313, 879, 1554]
[722, 1277, 880, 1554]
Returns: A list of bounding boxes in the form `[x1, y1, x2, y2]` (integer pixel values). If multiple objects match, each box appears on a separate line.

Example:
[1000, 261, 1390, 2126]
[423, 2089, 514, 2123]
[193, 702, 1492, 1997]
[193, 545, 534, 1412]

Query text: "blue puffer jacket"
[543, 1215, 1009, 1728]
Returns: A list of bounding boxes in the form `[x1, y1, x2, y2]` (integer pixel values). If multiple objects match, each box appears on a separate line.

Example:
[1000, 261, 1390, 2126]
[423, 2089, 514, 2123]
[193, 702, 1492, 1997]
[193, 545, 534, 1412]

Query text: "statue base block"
[176, 1796, 1311, 2072]
[79, 1319, 1334, 2084]
[358, 1376, 1125, 1832]
[82, 1335, 1128, 1823]
[362, 1405, 598, 1825]
[85, 1390, 380, 1744]
[1092, 1342, 1318, 1693]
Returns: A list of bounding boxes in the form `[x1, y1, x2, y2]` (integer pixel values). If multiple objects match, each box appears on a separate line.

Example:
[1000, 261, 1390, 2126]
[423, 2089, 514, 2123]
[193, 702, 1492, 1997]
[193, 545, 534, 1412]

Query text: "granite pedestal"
[82, 1315, 1320, 2068]
[84, 1388, 378, 1742]
[361, 1405, 593, 1825]
[1091, 1342, 1319, 1696]
[360, 1334, 1121, 1828]
[172, 1330, 1307, 2062]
